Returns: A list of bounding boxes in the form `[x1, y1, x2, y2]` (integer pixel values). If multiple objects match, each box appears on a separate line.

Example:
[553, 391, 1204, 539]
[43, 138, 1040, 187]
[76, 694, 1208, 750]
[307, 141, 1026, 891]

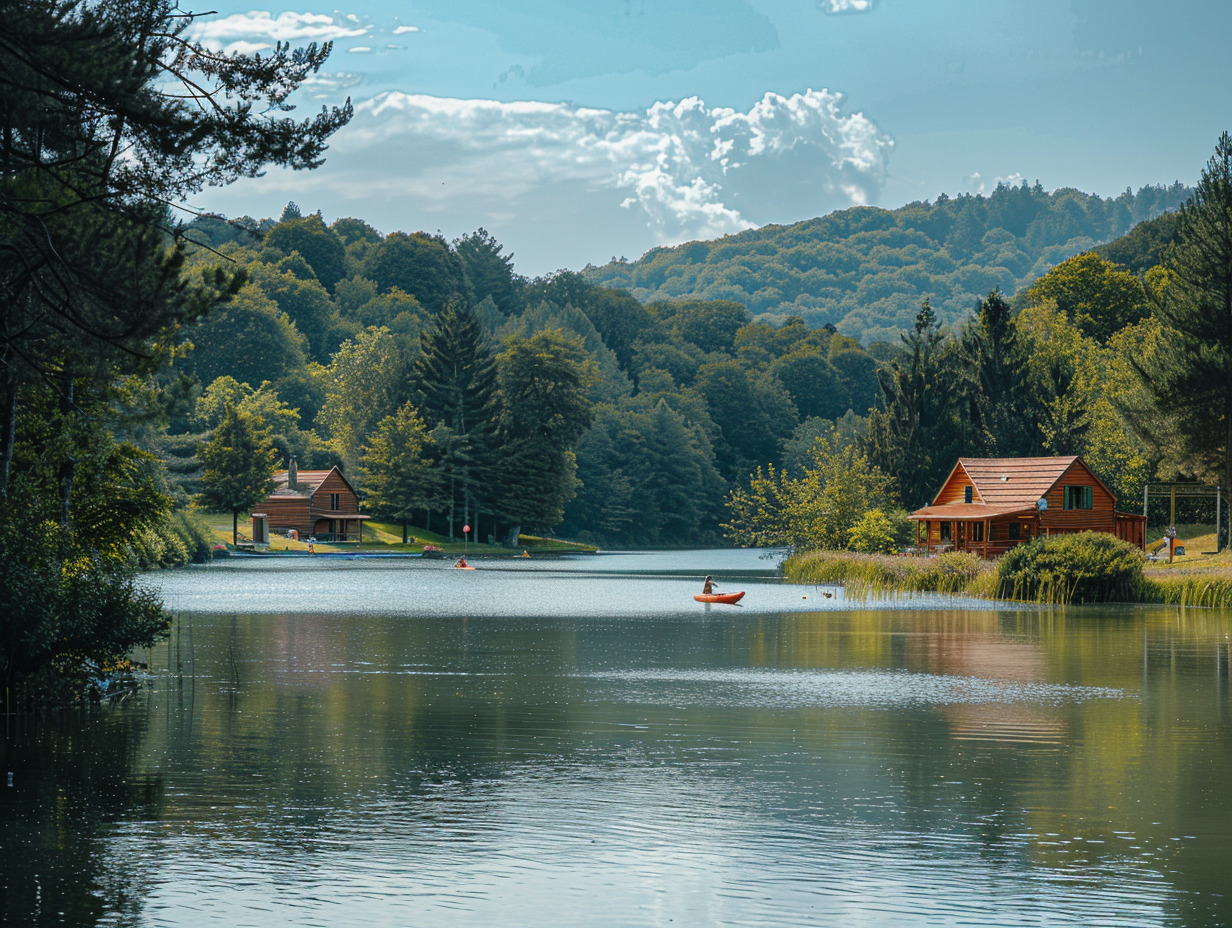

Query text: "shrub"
[847, 508, 897, 554]
[996, 531, 1145, 603]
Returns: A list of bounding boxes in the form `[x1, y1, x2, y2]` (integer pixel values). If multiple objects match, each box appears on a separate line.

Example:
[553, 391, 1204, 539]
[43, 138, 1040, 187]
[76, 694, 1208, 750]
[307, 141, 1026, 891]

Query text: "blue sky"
[188, 0, 1232, 277]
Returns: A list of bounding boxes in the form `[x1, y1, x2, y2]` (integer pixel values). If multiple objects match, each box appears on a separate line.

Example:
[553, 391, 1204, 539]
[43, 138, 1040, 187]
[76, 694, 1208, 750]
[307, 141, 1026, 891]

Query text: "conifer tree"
[868, 300, 961, 508]
[1136, 132, 1232, 497]
[414, 302, 498, 536]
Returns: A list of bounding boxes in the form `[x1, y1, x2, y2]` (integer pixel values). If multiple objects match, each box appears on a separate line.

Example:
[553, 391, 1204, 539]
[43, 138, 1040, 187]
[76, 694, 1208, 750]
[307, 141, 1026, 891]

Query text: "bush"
[130, 511, 215, 569]
[847, 508, 897, 554]
[996, 531, 1145, 603]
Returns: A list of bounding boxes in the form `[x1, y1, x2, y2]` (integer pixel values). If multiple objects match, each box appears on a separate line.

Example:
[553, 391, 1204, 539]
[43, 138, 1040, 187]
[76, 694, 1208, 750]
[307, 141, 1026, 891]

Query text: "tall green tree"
[360, 403, 440, 542]
[414, 303, 499, 535]
[0, 0, 348, 699]
[198, 404, 277, 544]
[1025, 252, 1148, 343]
[494, 329, 597, 535]
[1135, 132, 1232, 499]
[868, 300, 961, 508]
[959, 290, 1035, 456]
[455, 228, 523, 316]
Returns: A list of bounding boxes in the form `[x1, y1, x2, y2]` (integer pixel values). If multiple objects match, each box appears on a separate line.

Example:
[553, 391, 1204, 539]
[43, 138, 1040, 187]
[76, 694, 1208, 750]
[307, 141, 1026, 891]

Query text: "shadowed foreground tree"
[0, 0, 349, 699]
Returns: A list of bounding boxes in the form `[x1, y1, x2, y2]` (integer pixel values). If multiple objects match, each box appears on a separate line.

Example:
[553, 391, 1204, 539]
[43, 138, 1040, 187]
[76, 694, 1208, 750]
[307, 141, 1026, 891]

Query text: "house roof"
[908, 502, 1037, 522]
[269, 466, 350, 499]
[936, 456, 1083, 508]
[912, 455, 1116, 520]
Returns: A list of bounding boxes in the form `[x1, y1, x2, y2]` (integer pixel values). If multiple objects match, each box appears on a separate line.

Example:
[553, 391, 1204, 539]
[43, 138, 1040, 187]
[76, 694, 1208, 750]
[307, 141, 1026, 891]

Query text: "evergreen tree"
[494, 330, 597, 534]
[414, 303, 498, 535]
[959, 291, 1034, 456]
[455, 228, 524, 316]
[868, 300, 961, 509]
[1135, 132, 1232, 497]
[198, 404, 277, 544]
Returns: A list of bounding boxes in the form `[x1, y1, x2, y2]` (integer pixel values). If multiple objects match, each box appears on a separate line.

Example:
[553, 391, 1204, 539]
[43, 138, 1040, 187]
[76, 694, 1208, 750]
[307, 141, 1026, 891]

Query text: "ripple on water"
[581, 667, 1130, 710]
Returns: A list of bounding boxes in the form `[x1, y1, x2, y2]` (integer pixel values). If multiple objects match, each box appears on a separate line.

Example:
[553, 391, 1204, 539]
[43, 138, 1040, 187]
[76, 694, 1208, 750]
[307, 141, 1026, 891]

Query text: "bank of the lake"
[785, 534, 1232, 608]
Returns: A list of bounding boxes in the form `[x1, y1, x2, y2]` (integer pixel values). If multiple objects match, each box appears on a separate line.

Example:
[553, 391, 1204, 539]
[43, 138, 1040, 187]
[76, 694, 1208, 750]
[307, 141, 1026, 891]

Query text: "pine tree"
[1135, 132, 1232, 498]
[868, 300, 962, 509]
[414, 303, 499, 536]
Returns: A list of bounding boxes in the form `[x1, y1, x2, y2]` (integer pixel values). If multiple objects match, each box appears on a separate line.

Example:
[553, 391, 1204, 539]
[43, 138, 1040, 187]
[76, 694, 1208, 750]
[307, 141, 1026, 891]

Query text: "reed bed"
[785, 532, 1232, 607]
[784, 550, 995, 598]
[1140, 574, 1232, 608]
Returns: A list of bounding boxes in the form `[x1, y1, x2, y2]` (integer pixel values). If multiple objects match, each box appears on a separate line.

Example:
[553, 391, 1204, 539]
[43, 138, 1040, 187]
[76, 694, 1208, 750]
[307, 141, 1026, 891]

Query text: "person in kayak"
[455, 556, 469, 568]
[702, 575, 715, 594]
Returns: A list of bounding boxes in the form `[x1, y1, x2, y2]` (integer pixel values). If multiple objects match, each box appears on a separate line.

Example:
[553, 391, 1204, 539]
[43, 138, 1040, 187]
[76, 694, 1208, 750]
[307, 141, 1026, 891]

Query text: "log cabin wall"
[932, 466, 978, 506]
[310, 469, 360, 513]
[1039, 459, 1116, 535]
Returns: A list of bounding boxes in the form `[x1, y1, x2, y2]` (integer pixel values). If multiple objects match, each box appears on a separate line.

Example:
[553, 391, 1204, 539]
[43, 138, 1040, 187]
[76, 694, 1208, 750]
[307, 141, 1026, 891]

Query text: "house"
[252, 460, 369, 543]
[908, 456, 1147, 557]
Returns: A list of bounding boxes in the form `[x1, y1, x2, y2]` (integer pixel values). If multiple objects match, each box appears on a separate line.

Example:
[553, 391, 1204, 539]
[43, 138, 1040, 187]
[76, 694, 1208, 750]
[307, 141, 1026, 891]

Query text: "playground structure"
[1142, 483, 1224, 560]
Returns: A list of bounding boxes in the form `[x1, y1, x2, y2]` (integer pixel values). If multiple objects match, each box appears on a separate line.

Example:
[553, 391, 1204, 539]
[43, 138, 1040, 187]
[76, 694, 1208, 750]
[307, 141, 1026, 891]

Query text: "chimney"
[288, 457, 298, 488]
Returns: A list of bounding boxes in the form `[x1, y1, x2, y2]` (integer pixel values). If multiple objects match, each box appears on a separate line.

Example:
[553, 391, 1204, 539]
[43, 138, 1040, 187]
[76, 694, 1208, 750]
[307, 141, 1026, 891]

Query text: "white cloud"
[348, 46, 374, 54]
[188, 11, 370, 53]
[393, 25, 420, 35]
[198, 89, 892, 274]
[328, 90, 890, 246]
[821, 0, 877, 14]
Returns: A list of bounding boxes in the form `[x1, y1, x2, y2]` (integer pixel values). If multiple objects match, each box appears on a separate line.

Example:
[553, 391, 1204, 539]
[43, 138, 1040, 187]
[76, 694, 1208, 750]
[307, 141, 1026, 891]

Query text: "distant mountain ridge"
[583, 182, 1191, 345]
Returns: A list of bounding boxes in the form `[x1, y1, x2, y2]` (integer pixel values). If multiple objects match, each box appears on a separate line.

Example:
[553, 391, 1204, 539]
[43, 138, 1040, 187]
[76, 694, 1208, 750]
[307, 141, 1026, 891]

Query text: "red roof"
[911, 455, 1114, 521]
[909, 502, 1037, 521]
[947, 456, 1081, 507]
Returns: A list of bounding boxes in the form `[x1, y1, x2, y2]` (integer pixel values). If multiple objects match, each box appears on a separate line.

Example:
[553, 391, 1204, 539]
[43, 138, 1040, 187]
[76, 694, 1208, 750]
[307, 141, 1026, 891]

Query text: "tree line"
[586, 181, 1191, 345]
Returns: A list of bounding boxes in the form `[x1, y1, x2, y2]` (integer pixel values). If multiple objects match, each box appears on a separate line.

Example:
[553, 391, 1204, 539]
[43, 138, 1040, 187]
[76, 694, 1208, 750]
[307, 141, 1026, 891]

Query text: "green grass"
[192, 511, 597, 557]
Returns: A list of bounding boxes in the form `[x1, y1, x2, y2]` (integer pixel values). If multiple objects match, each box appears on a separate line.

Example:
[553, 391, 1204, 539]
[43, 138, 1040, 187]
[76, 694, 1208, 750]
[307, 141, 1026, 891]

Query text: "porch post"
[983, 518, 989, 559]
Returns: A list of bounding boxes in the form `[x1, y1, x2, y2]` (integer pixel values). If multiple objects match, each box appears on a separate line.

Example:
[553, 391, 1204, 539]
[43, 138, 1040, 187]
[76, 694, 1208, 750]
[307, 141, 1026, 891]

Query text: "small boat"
[694, 591, 745, 605]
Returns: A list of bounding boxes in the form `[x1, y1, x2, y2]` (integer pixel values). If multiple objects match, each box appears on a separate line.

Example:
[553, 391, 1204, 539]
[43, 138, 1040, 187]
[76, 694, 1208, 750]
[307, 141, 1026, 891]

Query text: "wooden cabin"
[252, 461, 368, 543]
[909, 456, 1147, 558]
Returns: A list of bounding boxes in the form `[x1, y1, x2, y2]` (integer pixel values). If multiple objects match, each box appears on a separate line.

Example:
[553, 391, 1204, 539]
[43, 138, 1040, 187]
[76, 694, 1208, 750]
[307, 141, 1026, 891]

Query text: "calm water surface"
[3, 550, 1231, 927]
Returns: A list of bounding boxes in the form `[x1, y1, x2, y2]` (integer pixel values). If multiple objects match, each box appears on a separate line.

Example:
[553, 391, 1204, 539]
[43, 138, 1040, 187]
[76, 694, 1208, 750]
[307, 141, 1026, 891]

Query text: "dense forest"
[584, 183, 1191, 344]
[164, 185, 1204, 559]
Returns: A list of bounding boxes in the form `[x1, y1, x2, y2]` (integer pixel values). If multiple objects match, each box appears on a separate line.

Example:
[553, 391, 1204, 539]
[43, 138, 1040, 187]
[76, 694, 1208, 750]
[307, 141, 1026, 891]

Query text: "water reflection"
[3, 553, 1231, 927]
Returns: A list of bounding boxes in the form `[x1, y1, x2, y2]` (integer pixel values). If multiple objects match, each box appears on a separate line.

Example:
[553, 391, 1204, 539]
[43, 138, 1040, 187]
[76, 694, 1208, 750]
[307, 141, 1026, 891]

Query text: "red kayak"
[694, 591, 745, 605]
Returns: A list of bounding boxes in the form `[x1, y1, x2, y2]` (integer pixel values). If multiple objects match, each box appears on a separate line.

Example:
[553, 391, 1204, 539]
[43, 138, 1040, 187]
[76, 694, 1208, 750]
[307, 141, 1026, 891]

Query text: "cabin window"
[940, 522, 952, 542]
[1009, 523, 1021, 540]
[330, 493, 341, 510]
[964, 485, 973, 504]
[1063, 486, 1093, 510]
[970, 522, 984, 542]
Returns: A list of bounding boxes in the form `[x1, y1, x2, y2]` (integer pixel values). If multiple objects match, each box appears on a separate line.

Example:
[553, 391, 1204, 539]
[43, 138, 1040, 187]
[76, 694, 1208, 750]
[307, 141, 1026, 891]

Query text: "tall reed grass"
[784, 549, 994, 598]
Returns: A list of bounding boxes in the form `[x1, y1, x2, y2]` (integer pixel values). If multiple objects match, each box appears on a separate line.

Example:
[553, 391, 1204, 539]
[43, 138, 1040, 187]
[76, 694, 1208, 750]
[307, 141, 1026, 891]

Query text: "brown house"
[908, 456, 1146, 557]
[251, 461, 368, 543]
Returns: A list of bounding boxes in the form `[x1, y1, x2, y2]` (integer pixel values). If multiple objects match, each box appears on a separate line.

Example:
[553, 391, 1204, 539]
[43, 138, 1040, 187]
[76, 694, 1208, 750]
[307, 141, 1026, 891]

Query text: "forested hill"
[583, 182, 1191, 345]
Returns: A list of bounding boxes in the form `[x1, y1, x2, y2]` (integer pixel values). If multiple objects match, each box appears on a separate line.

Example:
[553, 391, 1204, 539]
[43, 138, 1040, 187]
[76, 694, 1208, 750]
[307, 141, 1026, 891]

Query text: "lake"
[2, 550, 1230, 927]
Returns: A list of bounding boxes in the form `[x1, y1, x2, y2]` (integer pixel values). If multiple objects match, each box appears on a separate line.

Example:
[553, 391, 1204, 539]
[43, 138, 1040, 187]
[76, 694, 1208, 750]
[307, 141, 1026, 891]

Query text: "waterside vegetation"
[785, 528, 1232, 608]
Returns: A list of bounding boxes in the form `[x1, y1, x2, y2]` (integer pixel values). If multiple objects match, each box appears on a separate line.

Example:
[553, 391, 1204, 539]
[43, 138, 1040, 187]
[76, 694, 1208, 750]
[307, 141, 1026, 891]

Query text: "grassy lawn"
[1142, 523, 1232, 580]
[196, 511, 597, 557]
